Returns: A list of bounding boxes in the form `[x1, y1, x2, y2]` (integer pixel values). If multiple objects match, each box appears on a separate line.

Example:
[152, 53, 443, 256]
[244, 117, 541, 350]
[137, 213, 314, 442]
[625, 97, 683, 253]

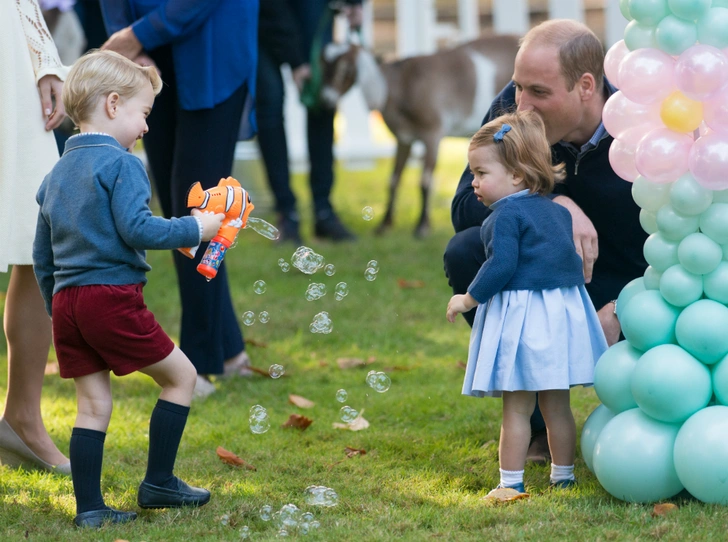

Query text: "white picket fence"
[234, 0, 629, 168]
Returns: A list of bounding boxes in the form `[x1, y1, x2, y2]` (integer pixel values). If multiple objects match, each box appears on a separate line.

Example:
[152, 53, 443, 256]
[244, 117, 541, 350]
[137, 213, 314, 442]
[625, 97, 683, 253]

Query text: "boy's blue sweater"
[468, 192, 585, 304]
[33, 134, 201, 316]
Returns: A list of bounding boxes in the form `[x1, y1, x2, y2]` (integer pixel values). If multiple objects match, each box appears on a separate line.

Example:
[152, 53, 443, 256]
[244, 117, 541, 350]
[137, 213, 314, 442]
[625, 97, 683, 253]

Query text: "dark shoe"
[549, 478, 577, 489]
[314, 213, 356, 242]
[526, 431, 551, 464]
[277, 213, 302, 245]
[138, 477, 211, 509]
[74, 508, 137, 528]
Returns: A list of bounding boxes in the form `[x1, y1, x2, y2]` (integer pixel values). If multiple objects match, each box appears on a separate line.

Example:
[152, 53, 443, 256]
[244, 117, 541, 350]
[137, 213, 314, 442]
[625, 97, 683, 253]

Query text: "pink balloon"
[704, 87, 728, 135]
[618, 49, 676, 105]
[689, 132, 728, 190]
[609, 137, 639, 182]
[604, 40, 629, 88]
[635, 127, 693, 184]
[675, 45, 728, 101]
[602, 91, 661, 139]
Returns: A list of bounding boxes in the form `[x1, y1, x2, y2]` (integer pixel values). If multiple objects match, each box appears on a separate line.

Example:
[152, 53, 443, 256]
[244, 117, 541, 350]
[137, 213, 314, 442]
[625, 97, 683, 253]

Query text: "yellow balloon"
[660, 91, 703, 133]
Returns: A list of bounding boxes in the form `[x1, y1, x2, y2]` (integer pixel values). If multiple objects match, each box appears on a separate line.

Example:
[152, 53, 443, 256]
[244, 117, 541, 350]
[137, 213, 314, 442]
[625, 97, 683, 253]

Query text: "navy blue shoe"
[138, 477, 210, 509]
[74, 508, 137, 528]
[549, 478, 577, 489]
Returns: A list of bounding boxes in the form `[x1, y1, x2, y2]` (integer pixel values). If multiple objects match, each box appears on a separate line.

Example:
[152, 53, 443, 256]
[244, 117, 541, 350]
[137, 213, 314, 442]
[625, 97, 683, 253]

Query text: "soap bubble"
[305, 282, 327, 301]
[324, 264, 336, 276]
[220, 514, 230, 526]
[250, 404, 267, 418]
[278, 504, 301, 529]
[304, 485, 339, 507]
[366, 371, 391, 392]
[367, 260, 379, 271]
[269, 364, 285, 379]
[242, 311, 255, 326]
[335, 389, 348, 403]
[253, 280, 267, 294]
[364, 268, 377, 281]
[339, 405, 359, 423]
[301, 512, 314, 523]
[260, 505, 273, 521]
[278, 258, 291, 272]
[258, 311, 270, 323]
[249, 417, 270, 434]
[239, 525, 251, 539]
[362, 206, 374, 221]
[292, 246, 325, 275]
[366, 370, 378, 387]
[310, 520, 321, 529]
[276, 529, 289, 537]
[310, 311, 333, 334]
[334, 282, 349, 301]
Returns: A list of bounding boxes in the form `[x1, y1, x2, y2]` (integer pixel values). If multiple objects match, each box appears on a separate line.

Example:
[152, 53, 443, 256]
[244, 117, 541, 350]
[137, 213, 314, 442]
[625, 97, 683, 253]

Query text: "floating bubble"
[309, 311, 333, 334]
[372, 372, 391, 393]
[299, 523, 310, 535]
[335, 389, 348, 403]
[277, 529, 289, 537]
[245, 216, 280, 240]
[239, 525, 251, 539]
[301, 512, 314, 523]
[260, 505, 273, 521]
[340, 405, 359, 423]
[253, 280, 267, 294]
[258, 311, 270, 324]
[324, 264, 336, 276]
[278, 258, 291, 272]
[269, 364, 285, 379]
[242, 311, 255, 326]
[364, 268, 377, 281]
[250, 404, 267, 418]
[367, 260, 379, 271]
[305, 282, 327, 301]
[304, 485, 339, 507]
[334, 282, 349, 301]
[279, 503, 301, 529]
[249, 417, 270, 434]
[362, 206, 374, 221]
[366, 370, 378, 387]
[310, 520, 321, 529]
[292, 246, 325, 275]
[220, 514, 230, 526]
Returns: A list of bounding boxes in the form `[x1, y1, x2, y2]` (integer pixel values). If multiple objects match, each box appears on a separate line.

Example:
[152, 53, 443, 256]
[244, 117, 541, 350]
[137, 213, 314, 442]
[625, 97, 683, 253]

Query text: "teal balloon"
[668, 0, 711, 20]
[643, 232, 680, 272]
[631, 344, 712, 422]
[670, 174, 713, 216]
[659, 264, 703, 306]
[624, 20, 659, 50]
[656, 204, 700, 241]
[630, 0, 670, 24]
[674, 406, 728, 503]
[712, 0, 728, 8]
[712, 354, 728, 405]
[713, 189, 728, 203]
[633, 175, 672, 212]
[620, 290, 680, 351]
[621, 0, 634, 19]
[581, 404, 616, 473]
[640, 209, 659, 234]
[656, 15, 698, 55]
[676, 299, 728, 363]
[699, 203, 728, 244]
[644, 265, 663, 289]
[593, 408, 683, 503]
[617, 277, 647, 320]
[678, 232, 722, 274]
[594, 341, 641, 413]
[703, 262, 728, 303]
[698, 8, 728, 49]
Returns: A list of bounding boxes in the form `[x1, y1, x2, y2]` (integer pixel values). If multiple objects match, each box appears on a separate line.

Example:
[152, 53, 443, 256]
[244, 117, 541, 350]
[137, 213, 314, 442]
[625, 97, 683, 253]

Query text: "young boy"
[33, 50, 224, 529]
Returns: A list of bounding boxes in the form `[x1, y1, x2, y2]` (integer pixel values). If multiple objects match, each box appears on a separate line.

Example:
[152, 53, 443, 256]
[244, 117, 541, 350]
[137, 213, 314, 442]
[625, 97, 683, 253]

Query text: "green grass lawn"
[2, 140, 728, 541]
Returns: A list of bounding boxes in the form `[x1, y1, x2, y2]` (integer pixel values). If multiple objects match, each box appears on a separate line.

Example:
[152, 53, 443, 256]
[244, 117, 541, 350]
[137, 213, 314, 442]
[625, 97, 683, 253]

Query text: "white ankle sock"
[550, 464, 575, 483]
[499, 468, 524, 487]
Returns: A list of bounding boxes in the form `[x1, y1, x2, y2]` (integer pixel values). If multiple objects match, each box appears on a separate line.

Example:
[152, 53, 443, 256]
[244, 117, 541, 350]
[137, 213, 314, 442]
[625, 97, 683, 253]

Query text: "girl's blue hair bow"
[493, 124, 512, 142]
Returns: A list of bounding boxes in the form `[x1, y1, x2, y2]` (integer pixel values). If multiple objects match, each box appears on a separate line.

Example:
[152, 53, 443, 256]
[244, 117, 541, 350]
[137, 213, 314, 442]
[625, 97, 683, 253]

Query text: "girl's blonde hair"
[63, 49, 163, 125]
[469, 111, 565, 195]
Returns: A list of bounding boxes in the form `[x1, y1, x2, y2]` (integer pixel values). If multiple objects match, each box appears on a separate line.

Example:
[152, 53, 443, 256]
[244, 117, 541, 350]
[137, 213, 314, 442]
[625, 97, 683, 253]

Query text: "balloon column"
[582, 0, 728, 504]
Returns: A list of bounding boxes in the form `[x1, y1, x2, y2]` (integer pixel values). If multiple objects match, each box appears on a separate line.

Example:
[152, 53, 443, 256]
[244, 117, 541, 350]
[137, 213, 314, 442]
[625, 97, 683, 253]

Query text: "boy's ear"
[105, 92, 121, 119]
[511, 170, 524, 185]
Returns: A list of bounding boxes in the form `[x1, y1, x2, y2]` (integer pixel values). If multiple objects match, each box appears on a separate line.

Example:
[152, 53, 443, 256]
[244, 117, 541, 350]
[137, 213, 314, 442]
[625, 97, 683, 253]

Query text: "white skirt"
[462, 286, 608, 398]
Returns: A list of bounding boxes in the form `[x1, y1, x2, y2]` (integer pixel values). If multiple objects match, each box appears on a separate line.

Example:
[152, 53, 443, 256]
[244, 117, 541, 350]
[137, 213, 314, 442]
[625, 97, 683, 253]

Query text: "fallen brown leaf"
[247, 366, 272, 377]
[397, 278, 426, 289]
[336, 357, 366, 369]
[244, 338, 268, 348]
[652, 503, 679, 517]
[319, 360, 329, 367]
[345, 446, 366, 458]
[289, 394, 315, 409]
[216, 446, 256, 470]
[457, 361, 467, 370]
[482, 487, 530, 503]
[282, 414, 313, 430]
[382, 365, 410, 372]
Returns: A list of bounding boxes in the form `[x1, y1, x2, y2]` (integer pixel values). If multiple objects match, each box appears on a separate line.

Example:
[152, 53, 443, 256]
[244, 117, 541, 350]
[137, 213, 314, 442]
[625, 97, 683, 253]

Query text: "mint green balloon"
[656, 15, 698, 55]
[712, 355, 728, 405]
[617, 277, 648, 319]
[640, 209, 659, 234]
[624, 20, 659, 50]
[713, 189, 728, 203]
[678, 232, 722, 274]
[676, 299, 728, 363]
[674, 406, 728, 504]
[594, 341, 641, 413]
[630, 0, 670, 24]
[704, 262, 728, 303]
[633, 175, 672, 212]
[670, 174, 713, 215]
[712, 0, 728, 8]
[632, 344, 712, 422]
[643, 232, 680, 271]
[656, 204, 700, 241]
[699, 203, 728, 244]
[659, 264, 704, 306]
[644, 266, 663, 289]
[621, 0, 635, 20]
[668, 0, 711, 20]
[581, 405, 617, 473]
[697, 8, 728, 48]
[621, 290, 680, 351]
[723, 243, 728, 261]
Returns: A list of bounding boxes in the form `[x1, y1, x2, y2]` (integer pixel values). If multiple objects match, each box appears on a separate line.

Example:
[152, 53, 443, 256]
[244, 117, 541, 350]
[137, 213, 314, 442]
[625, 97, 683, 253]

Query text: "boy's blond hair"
[63, 49, 163, 126]
[469, 111, 565, 196]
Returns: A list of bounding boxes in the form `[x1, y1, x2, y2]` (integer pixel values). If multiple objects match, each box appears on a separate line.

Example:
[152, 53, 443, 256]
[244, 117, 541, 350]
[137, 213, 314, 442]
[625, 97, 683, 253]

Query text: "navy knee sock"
[144, 399, 190, 488]
[70, 428, 108, 514]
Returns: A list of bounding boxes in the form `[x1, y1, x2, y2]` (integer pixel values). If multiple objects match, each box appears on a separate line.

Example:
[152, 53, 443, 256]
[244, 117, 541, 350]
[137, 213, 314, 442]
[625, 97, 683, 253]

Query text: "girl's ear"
[511, 170, 525, 185]
[105, 92, 120, 119]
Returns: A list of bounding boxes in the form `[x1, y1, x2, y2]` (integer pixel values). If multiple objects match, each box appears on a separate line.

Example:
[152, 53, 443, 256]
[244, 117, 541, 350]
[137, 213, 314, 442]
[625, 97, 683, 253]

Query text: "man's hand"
[553, 195, 598, 283]
[102, 27, 143, 60]
[597, 302, 621, 346]
[292, 64, 311, 92]
[447, 293, 478, 323]
[38, 74, 65, 131]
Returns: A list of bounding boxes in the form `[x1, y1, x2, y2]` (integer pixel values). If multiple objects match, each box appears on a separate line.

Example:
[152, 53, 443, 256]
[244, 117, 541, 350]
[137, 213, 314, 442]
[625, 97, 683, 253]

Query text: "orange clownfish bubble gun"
[178, 176, 254, 280]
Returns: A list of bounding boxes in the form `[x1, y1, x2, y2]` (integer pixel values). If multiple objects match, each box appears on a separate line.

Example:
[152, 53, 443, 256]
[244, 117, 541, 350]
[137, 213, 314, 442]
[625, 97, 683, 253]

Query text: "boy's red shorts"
[52, 284, 175, 379]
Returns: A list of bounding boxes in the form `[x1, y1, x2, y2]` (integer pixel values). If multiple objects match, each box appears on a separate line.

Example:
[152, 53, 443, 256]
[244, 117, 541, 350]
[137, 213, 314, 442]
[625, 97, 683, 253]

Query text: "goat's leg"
[414, 137, 440, 238]
[376, 140, 412, 235]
